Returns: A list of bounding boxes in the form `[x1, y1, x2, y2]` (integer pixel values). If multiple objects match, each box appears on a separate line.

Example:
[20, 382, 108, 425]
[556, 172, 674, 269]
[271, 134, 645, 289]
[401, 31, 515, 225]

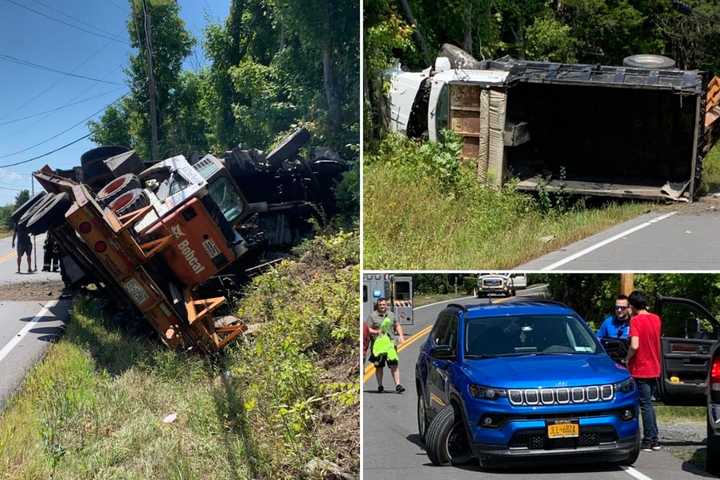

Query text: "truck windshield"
[465, 315, 599, 357]
[208, 176, 244, 224]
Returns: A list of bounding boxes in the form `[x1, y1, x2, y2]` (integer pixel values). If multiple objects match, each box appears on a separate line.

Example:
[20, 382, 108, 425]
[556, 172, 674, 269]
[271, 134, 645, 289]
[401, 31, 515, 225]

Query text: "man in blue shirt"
[596, 294, 631, 339]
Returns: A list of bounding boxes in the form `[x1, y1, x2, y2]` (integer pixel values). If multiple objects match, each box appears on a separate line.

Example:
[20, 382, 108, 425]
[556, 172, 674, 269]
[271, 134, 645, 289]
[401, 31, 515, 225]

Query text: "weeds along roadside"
[0, 230, 359, 480]
[363, 132, 654, 270]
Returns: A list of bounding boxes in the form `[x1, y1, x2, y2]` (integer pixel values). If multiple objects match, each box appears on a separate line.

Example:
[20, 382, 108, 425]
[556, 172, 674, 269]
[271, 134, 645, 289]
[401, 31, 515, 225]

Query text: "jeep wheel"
[707, 414, 720, 474]
[425, 404, 473, 466]
[619, 434, 640, 466]
[417, 390, 429, 443]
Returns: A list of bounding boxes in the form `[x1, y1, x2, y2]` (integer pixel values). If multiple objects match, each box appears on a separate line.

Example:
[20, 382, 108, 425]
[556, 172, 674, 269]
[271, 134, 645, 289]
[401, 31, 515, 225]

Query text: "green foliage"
[0, 189, 30, 231]
[0, 229, 359, 480]
[525, 16, 577, 62]
[364, 134, 647, 269]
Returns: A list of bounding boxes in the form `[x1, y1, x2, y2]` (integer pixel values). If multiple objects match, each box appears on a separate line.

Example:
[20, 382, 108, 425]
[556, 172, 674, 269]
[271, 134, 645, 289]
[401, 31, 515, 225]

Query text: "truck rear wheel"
[26, 192, 71, 235]
[11, 192, 47, 224]
[96, 174, 141, 207]
[108, 188, 149, 215]
[425, 404, 473, 466]
[17, 192, 55, 228]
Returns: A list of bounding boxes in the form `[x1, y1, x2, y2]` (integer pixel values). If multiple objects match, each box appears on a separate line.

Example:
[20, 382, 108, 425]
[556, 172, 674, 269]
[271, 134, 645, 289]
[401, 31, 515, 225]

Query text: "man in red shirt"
[625, 290, 662, 452]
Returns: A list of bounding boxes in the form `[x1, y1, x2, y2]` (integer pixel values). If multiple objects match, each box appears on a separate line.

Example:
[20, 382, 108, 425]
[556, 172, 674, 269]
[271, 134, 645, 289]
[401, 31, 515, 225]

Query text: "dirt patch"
[0, 280, 66, 301]
[659, 418, 706, 468]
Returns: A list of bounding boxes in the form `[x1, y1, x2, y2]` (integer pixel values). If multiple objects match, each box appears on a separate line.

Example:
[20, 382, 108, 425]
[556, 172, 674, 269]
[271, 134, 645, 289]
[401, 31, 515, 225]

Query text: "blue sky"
[0, 0, 231, 204]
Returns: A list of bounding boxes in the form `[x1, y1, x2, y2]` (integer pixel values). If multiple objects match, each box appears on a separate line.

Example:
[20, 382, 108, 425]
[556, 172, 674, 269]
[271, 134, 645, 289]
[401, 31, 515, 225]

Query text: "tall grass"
[363, 134, 650, 269]
[0, 230, 359, 480]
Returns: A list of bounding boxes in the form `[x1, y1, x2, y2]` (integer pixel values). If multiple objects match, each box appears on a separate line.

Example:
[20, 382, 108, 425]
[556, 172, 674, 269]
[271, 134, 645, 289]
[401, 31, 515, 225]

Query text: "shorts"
[370, 350, 399, 368]
[17, 241, 32, 257]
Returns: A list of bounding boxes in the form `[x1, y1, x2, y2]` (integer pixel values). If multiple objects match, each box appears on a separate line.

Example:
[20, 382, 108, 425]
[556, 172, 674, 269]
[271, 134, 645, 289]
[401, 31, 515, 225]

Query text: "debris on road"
[15, 128, 347, 353]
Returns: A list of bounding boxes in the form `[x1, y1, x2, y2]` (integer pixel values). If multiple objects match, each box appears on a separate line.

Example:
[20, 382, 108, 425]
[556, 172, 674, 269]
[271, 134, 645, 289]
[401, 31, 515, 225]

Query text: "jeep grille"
[508, 385, 614, 406]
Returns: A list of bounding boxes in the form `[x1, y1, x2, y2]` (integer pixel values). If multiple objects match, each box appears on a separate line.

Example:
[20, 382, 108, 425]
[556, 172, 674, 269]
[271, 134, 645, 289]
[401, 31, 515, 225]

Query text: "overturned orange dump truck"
[13, 129, 346, 353]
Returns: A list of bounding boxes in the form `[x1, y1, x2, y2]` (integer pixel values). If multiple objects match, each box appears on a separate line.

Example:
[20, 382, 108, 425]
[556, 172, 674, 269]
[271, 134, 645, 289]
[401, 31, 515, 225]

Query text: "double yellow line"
[0, 251, 16, 263]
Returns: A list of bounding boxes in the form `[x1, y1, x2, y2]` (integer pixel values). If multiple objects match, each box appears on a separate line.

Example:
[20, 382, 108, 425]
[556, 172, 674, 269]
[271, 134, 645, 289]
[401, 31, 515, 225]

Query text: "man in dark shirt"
[625, 290, 662, 452]
[11, 223, 32, 274]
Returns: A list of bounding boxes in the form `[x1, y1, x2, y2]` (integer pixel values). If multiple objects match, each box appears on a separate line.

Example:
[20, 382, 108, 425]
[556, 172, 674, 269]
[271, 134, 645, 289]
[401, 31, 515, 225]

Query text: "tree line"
[365, 0, 720, 143]
[90, 0, 359, 163]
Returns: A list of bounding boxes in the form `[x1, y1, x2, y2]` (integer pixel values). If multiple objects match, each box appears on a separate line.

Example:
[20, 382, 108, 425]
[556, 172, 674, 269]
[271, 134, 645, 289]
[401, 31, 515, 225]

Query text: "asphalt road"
[0, 233, 70, 409]
[362, 288, 712, 480]
[519, 203, 720, 271]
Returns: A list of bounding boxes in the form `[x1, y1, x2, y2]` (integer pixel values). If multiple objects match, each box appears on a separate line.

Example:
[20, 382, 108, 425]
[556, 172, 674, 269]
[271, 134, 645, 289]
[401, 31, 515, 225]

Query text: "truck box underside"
[506, 83, 698, 200]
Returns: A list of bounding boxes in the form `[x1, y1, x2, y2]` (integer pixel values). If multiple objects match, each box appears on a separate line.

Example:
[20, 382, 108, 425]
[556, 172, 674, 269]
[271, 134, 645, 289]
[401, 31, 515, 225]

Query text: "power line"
[0, 89, 124, 126]
[0, 94, 128, 161]
[1, 0, 128, 45]
[0, 133, 93, 169]
[31, 0, 127, 43]
[0, 41, 116, 119]
[0, 54, 124, 86]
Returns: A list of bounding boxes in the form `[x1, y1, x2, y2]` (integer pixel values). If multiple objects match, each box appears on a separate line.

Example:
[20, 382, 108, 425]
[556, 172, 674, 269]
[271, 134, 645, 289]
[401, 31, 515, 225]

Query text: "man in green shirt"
[367, 298, 406, 393]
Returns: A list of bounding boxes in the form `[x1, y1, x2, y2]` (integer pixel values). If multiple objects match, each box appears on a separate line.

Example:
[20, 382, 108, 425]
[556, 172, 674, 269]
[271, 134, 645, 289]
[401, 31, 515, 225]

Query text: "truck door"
[391, 275, 414, 325]
[655, 296, 720, 404]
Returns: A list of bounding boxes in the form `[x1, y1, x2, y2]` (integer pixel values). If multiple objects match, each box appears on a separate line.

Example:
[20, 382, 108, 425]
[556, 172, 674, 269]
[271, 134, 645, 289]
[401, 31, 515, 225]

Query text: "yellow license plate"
[547, 422, 579, 439]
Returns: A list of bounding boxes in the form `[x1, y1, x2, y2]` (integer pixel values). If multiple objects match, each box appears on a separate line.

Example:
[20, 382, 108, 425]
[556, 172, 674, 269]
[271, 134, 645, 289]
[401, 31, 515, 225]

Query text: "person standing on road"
[625, 290, 662, 452]
[596, 294, 631, 340]
[367, 298, 406, 393]
[11, 222, 32, 274]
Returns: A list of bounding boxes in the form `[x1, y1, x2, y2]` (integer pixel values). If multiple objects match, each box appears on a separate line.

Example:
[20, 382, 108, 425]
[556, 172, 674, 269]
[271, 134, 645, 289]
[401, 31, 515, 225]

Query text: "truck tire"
[96, 174, 141, 207]
[107, 188, 149, 216]
[425, 404, 473, 466]
[11, 192, 46, 223]
[707, 414, 720, 475]
[17, 192, 55, 227]
[25, 192, 71, 235]
[81, 145, 129, 187]
[623, 54, 675, 70]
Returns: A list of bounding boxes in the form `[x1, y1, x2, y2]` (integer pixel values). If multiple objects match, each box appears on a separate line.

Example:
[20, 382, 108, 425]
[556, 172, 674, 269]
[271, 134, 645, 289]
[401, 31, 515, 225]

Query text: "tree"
[88, 102, 132, 147]
[14, 190, 30, 209]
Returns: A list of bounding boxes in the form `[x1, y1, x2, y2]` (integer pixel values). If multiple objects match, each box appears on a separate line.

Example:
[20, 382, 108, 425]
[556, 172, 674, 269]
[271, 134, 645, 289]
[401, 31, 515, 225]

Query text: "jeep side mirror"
[430, 345, 455, 360]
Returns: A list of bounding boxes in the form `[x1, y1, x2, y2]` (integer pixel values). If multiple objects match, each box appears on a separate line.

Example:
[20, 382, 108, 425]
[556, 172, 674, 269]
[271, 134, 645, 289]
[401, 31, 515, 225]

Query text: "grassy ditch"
[0, 230, 359, 480]
[363, 134, 655, 270]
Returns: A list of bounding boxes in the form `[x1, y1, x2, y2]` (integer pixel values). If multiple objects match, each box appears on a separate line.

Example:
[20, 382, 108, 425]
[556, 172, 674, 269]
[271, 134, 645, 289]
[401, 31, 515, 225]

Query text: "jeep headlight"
[614, 377, 636, 394]
[469, 384, 507, 400]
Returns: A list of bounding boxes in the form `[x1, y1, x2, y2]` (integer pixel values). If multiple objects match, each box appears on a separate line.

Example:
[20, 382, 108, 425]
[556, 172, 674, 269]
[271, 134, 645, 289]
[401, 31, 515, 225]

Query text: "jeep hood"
[461, 354, 629, 389]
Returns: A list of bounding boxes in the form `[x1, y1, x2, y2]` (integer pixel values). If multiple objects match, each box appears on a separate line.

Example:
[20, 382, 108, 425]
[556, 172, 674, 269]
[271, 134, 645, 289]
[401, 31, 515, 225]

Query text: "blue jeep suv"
[416, 300, 640, 467]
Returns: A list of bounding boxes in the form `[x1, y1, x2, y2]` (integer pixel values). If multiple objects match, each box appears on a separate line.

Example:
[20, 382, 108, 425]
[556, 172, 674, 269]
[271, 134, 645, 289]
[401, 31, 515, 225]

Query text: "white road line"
[541, 211, 678, 271]
[0, 300, 57, 364]
[622, 466, 655, 480]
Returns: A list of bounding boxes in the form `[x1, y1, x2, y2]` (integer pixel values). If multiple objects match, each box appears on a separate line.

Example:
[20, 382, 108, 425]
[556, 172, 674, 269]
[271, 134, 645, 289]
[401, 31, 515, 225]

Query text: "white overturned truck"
[388, 45, 720, 201]
[11, 129, 346, 353]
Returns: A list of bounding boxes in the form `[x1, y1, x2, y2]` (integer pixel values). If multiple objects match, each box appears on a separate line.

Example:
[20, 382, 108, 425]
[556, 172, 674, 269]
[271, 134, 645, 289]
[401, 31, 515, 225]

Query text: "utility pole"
[620, 273, 634, 296]
[141, 0, 160, 162]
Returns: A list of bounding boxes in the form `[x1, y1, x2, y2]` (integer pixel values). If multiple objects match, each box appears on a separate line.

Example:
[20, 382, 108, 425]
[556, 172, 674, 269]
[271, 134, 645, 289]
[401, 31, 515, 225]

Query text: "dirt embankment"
[0, 280, 66, 301]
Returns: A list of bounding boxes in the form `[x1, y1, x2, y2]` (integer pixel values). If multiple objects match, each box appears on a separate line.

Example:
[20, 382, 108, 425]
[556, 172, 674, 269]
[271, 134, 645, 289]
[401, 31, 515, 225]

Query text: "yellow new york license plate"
[547, 422, 579, 439]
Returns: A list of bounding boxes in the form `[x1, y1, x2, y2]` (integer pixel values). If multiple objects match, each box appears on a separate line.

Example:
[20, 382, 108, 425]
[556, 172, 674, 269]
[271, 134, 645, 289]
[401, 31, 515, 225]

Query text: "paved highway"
[362, 288, 711, 480]
[519, 202, 720, 271]
[0, 233, 70, 409]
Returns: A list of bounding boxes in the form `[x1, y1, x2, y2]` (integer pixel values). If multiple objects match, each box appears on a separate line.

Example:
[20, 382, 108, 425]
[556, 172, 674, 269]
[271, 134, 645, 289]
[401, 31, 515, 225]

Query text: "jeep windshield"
[465, 315, 599, 357]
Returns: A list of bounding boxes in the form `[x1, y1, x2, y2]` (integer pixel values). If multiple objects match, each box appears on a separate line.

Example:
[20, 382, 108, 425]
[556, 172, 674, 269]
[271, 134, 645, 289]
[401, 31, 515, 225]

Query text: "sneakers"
[377, 385, 384, 393]
[395, 384, 406, 393]
[642, 441, 661, 452]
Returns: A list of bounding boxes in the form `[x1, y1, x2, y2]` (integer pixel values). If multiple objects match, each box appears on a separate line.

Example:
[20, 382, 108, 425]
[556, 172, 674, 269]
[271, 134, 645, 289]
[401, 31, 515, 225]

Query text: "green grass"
[0, 231, 360, 480]
[656, 405, 706, 423]
[363, 134, 650, 270]
[702, 143, 720, 194]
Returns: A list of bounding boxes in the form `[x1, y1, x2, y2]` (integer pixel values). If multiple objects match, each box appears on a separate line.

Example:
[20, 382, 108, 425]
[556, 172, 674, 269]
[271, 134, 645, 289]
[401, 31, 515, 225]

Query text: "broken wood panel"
[516, 177, 675, 201]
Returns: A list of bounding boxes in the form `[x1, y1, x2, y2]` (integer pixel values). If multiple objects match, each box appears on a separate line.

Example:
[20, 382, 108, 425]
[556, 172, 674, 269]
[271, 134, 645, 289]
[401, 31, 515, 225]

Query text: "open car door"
[656, 295, 720, 404]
